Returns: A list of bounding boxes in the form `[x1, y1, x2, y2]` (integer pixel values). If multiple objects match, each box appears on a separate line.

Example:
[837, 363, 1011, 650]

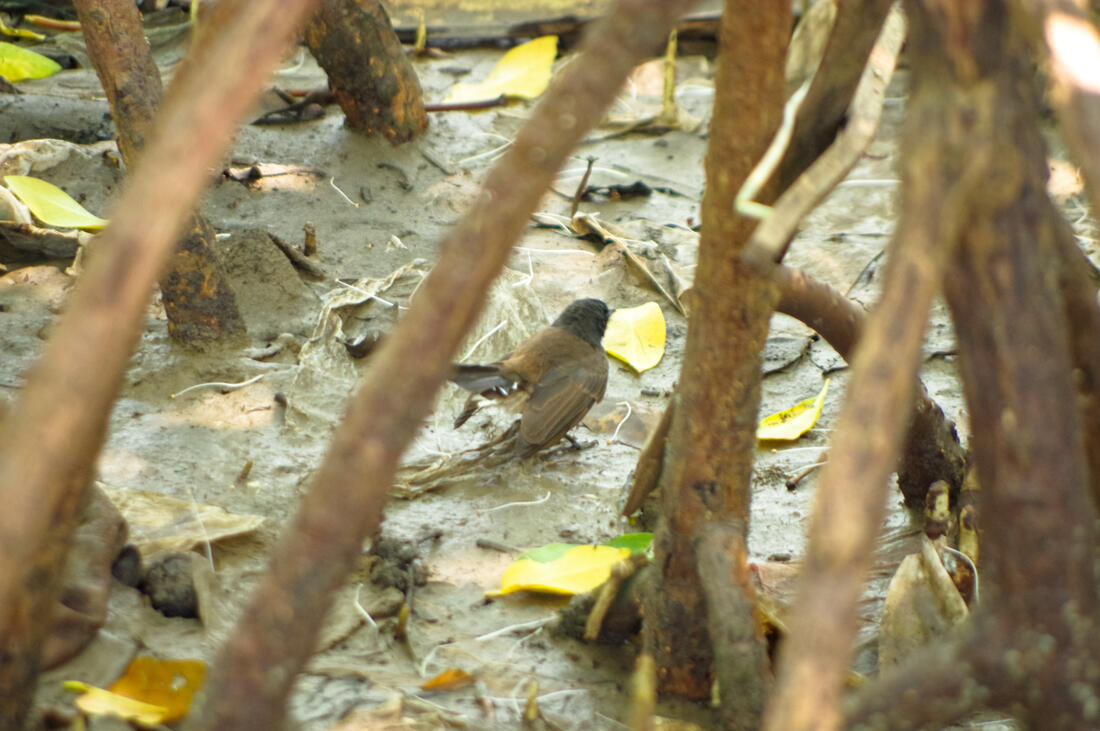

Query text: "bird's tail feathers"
[449, 364, 514, 394]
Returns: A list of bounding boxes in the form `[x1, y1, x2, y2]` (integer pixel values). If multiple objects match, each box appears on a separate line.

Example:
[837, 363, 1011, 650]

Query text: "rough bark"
[1013, 0, 1100, 511]
[768, 1, 1100, 728]
[746, 5, 905, 267]
[772, 0, 895, 193]
[626, 8, 960, 519]
[1051, 217, 1100, 510]
[201, 1, 701, 728]
[696, 520, 769, 727]
[640, 1, 786, 717]
[774, 265, 967, 508]
[845, 1, 1100, 725]
[935, 1, 1099, 723]
[305, 0, 427, 143]
[761, 0, 990, 723]
[623, 262, 967, 519]
[74, 0, 246, 349]
[1016, 0, 1100, 233]
[0, 1, 317, 726]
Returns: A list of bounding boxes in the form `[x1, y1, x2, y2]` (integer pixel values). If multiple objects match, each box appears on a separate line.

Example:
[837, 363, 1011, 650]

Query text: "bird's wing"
[518, 348, 608, 453]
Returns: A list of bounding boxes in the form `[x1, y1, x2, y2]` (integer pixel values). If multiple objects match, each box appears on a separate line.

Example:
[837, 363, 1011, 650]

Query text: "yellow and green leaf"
[0, 41, 59, 81]
[492, 534, 652, 597]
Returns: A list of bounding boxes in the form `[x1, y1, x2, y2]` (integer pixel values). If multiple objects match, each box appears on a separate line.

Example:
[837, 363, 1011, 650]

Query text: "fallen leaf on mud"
[603, 532, 653, 555]
[0, 221, 90, 258]
[3, 175, 108, 229]
[604, 301, 666, 372]
[756, 379, 829, 441]
[107, 657, 206, 723]
[0, 17, 45, 41]
[100, 485, 266, 559]
[492, 540, 645, 597]
[66, 657, 205, 725]
[445, 35, 558, 103]
[0, 41, 59, 81]
[879, 536, 969, 667]
[570, 213, 686, 315]
[421, 668, 475, 692]
[581, 400, 662, 449]
[66, 681, 168, 726]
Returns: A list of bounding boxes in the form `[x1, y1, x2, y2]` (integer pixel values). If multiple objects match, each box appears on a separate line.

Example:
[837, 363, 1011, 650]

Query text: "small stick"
[269, 233, 326, 279]
[171, 374, 264, 399]
[461, 321, 507, 361]
[329, 177, 360, 207]
[786, 460, 826, 491]
[483, 491, 551, 513]
[24, 14, 82, 31]
[425, 95, 508, 113]
[570, 157, 596, 218]
[609, 401, 633, 444]
[353, 584, 380, 630]
[735, 78, 812, 220]
[334, 279, 394, 307]
[629, 653, 657, 731]
[474, 616, 554, 643]
[302, 222, 317, 256]
[476, 538, 518, 553]
[413, 8, 427, 55]
[234, 459, 253, 485]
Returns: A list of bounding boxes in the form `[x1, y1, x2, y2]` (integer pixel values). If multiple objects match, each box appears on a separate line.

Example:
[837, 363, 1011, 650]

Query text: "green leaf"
[603, 532, 652, 555]
[0, 41, 60, 81]
[516, 542, 573, 563]
[4, 175, 108, 230]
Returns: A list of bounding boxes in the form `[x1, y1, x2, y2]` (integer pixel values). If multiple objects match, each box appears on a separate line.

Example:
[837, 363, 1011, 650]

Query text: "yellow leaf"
[65, 682, 170, 727]
[757, 379, 829, 441]
[604, 302, 666, 372]
[107, 657, 206, 723]
[497, 544, 630, 596]
[0, 41, 59, 81]
[0, 18, 45, 41]
[4, 175, 109, 230]
[445, 36, 558, 103]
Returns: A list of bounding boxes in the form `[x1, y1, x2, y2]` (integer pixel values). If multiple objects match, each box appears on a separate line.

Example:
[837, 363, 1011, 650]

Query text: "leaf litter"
[1, 14, 1079, 729]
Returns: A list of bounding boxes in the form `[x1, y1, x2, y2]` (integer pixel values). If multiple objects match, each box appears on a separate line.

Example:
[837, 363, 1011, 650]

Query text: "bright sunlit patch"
[1046, 13, 1100, 94]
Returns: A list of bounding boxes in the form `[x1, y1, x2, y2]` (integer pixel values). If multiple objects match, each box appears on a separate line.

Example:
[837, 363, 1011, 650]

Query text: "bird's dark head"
[552, 298, 611, 347]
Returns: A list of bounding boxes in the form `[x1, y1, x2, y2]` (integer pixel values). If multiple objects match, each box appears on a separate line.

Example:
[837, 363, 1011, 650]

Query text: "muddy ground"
[1, 15, 1093, 731]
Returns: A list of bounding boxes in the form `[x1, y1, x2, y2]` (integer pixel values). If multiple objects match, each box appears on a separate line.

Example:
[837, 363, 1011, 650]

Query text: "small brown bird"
[450, 298, 611, 457]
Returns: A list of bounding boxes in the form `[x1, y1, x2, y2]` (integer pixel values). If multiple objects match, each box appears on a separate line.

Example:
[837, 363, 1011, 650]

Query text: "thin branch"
[202, 1, 703, 727]
[0, 0, 320, 725]
[743, 5, 905, 266]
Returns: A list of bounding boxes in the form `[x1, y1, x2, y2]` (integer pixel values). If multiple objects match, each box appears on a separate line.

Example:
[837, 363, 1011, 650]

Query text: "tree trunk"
[640, 2, 787, 724]
[305, 0, 427, 143]
[0, 1, 317, 725]
[201, 1, 700, 727]
[75, 0, 246, 349]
